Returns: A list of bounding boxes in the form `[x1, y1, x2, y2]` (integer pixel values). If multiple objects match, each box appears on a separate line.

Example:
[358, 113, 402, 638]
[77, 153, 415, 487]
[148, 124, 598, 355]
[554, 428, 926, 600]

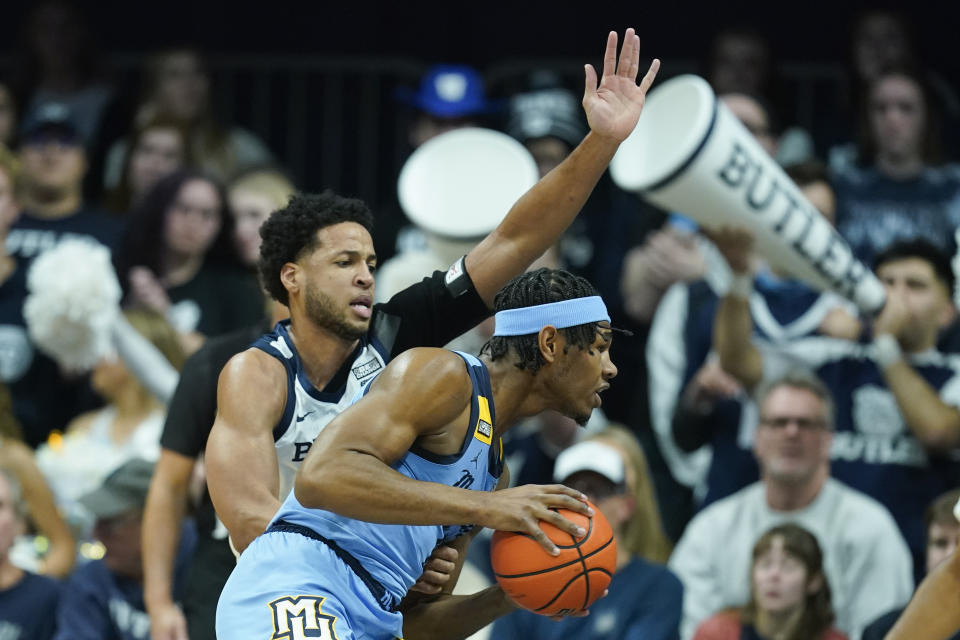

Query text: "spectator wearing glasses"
[669, 371, 913, 640]
[714, 238, 960, 576]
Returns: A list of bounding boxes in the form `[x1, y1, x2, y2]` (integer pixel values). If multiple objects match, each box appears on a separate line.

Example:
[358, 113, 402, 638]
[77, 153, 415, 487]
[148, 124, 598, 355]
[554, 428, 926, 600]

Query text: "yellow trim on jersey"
[474, 395, 493, 445]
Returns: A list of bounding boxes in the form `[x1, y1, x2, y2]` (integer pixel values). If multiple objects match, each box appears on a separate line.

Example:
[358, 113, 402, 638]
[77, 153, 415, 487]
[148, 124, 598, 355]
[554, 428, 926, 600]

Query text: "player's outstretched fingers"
[639, 58, 661, 94]
[601, 30, 618, 78]
[616, 28, 637, 79]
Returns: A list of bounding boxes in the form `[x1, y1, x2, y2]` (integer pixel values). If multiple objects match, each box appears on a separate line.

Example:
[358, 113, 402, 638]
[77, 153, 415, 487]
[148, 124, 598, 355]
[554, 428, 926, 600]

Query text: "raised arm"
[873, 291, 960, 452]
[711, 227, 764, 389]
[465, 29, 660, 306]
[295, 349, 590, 554]
[205, 349, 287, 552]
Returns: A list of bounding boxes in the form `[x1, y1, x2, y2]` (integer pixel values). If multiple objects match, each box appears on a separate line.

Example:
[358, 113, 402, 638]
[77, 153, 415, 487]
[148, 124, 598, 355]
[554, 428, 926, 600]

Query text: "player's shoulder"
[219, 347, 287, 393]
[385, 347, 471, 379]
[375, 348, 474, 407]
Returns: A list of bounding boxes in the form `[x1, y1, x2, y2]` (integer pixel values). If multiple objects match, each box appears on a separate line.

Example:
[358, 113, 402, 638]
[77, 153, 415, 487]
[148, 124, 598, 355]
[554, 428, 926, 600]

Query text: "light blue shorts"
[215, 530, 404, 640]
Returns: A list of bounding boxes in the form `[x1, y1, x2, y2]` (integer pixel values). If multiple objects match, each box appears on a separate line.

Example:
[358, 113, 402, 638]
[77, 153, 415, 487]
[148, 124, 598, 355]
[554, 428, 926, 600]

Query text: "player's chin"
[572, 409, 592, 427]
[348, 316, 372, 333]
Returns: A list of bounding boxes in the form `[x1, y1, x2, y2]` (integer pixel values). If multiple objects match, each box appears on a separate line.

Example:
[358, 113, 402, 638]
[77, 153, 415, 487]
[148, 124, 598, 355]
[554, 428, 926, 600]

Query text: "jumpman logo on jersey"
[296, 411, 315, 423]
[469, 451, 481, 468]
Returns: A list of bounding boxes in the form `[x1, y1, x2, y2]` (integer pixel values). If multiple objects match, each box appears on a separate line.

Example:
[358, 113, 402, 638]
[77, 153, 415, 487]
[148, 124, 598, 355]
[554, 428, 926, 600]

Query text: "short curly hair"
[481, 268, 601, 373]
[258, 191, 375, 305]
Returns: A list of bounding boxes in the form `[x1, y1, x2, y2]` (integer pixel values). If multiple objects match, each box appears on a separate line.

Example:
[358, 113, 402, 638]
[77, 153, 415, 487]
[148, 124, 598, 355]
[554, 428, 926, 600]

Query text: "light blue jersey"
[216, 351, 503, 640]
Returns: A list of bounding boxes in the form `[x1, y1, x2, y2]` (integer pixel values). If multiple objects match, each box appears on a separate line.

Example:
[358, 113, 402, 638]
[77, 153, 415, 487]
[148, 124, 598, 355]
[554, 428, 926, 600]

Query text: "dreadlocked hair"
[481, 268, 600, 373]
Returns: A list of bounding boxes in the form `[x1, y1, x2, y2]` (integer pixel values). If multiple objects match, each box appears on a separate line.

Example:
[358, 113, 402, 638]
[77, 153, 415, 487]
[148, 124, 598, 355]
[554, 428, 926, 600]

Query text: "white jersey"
[252, 320, 389, 501]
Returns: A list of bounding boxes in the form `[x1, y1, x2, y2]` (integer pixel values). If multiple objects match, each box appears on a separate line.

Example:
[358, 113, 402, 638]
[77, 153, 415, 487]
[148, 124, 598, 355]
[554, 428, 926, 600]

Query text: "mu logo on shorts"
[269, 595, 338, 640]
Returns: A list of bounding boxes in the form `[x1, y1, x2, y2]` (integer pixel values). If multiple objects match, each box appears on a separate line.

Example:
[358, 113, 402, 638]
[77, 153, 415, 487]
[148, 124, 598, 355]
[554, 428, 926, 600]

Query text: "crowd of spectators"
[0, 5, 957, 640]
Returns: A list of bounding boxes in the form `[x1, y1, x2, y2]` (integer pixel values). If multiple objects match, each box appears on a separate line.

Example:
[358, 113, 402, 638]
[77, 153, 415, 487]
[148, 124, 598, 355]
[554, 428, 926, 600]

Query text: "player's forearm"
[713, 294, 762, 389]
[142, 481, 188, 609]
[205, 424, 283, 552]
[885, 551, 960, 640]
[466, 131, 617, 305]
[881, 360, 960, 451]
[296, 452, 492, 527]
[401, 586, 516, 640]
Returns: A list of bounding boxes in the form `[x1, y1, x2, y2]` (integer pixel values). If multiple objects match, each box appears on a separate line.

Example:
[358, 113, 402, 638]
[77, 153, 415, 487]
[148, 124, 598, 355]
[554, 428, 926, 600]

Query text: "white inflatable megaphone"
[611, 75, 885, 314]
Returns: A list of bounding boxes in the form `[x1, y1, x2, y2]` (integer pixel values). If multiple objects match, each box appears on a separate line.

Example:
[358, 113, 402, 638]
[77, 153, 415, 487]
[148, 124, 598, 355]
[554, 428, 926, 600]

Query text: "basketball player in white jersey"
[206, 26, 659, 559]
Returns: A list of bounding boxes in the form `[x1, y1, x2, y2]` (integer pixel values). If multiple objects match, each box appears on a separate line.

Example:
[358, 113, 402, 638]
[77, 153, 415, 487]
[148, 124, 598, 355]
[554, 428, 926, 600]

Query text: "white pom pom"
[23, 239, 122, 372]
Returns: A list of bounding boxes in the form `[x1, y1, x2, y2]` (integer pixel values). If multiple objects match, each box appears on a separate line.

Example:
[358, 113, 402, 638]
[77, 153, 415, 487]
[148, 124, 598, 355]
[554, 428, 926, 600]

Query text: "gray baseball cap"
[79, 458, 154, 520]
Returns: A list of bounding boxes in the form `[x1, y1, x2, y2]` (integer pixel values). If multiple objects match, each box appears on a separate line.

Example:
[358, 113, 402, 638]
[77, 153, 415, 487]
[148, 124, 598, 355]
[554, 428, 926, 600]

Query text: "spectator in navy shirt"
[7, 100, 125, 445]
[0, 466, 60, 640]
[55, 458, 193, 640]
[832, 66, 960, 266]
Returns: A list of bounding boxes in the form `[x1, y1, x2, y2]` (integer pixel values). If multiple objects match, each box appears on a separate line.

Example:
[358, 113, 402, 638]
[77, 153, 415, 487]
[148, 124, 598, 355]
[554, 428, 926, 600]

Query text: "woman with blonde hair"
[491, 424, 682, 639]
[227, 166, 296, 268]
[590, 423, 673, 563]
[35, 309, 185, 535]
[694, 523, 847, 640]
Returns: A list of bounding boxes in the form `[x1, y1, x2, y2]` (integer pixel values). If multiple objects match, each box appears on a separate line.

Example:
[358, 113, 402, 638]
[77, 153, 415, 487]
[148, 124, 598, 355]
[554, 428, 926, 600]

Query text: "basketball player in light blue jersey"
[206, 28, 660, 568]
[216, 269, 620, 639]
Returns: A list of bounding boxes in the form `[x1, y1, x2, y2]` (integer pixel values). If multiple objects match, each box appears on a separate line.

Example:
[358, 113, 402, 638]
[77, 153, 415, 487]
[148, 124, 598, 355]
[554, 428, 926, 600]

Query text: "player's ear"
[280, 262, 301, 296]
[538, 325, 560, 363]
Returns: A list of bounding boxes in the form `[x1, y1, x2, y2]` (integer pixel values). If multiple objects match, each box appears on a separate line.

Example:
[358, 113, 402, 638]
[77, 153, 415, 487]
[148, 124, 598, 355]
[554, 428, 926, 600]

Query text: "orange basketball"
[490, 501, 616, 616]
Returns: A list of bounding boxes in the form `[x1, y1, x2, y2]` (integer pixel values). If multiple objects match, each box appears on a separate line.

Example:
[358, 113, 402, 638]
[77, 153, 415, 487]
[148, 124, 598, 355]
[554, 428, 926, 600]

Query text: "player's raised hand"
[482, 484, 592, 556]
[583, 28, 660, 143]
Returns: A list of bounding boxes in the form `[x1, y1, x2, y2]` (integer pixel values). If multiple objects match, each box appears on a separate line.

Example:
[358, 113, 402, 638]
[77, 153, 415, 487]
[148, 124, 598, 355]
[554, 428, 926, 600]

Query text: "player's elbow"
[293, 458, 342, 510]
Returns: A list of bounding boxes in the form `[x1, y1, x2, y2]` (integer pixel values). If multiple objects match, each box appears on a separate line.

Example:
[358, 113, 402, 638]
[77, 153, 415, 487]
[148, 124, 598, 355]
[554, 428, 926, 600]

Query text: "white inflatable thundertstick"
[376, 128, 539, 302]
[611, 74, 886, 314]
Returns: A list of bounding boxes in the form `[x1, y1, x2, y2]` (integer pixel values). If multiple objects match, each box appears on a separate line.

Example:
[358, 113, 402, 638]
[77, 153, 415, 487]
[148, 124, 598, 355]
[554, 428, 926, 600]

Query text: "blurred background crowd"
[0, 2, 959, 640]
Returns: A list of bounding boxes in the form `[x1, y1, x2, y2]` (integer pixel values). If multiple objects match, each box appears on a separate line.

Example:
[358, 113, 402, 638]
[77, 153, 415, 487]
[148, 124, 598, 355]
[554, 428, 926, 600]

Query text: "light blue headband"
[493, 296, 610, 336]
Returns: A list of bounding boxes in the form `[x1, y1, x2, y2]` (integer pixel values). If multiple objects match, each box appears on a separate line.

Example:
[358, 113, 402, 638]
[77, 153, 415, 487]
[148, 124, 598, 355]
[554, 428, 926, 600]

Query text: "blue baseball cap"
[20, 101, 81, 143]
[397, 64, 491, 118]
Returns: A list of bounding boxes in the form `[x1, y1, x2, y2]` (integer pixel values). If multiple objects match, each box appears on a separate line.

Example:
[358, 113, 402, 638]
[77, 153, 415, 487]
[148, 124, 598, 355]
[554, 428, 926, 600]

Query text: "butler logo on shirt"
[351, 358, 382, 379]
